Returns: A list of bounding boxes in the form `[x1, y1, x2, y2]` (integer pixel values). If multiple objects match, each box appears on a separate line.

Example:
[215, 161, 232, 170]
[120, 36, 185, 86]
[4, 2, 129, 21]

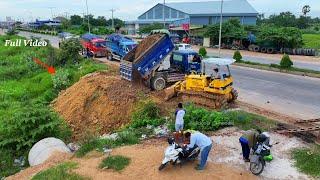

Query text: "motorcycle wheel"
[250, 161, 264, 175]
[158, 163, 168, 171]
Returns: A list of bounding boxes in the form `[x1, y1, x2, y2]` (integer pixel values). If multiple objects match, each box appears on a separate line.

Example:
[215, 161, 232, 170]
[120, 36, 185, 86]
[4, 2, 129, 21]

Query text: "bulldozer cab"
[201, 58, 235, 79]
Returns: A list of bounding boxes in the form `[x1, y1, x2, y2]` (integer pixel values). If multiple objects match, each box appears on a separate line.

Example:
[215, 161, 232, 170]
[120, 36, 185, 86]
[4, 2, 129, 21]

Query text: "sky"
[0, 0, 319, 22]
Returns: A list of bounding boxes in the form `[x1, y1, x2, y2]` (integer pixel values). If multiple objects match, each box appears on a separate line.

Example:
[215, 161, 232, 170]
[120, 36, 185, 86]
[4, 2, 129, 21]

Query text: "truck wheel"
[151, 76, 166, 91]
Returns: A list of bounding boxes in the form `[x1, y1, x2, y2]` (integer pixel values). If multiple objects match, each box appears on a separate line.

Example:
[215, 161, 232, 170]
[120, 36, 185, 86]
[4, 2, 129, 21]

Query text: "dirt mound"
[52, 72, 146, 139]
[124, 34, 163, 62]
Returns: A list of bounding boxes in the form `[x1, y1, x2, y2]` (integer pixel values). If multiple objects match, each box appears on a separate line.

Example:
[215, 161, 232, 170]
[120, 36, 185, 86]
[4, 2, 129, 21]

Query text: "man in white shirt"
[175, 103, 185, 132]
[184, 131, 213, 170]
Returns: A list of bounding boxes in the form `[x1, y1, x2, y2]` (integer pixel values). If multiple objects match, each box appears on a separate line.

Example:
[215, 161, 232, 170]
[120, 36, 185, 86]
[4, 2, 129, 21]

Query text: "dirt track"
[9, 140, 257, 180]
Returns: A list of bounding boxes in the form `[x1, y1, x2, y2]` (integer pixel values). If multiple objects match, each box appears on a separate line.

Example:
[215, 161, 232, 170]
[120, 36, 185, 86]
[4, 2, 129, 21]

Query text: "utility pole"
[86, 0, 90, 33]
[110, 9, 115, 30]
[218, 0, 223, 57]
[82, 12, 85, 24]
[163, 0, 166, 28]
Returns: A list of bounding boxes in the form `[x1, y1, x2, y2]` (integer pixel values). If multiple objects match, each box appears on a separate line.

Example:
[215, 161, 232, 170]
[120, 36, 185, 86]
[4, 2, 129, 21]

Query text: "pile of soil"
[52, 72, 147, 139]
[124, 34, 163, 62]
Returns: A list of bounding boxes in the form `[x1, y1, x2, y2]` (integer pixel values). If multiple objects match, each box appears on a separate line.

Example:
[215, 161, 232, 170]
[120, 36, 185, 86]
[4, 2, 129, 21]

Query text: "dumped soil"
[52, 72, 148, 139]
[124, 34, 163, 62]
[7, 152, 72, 180]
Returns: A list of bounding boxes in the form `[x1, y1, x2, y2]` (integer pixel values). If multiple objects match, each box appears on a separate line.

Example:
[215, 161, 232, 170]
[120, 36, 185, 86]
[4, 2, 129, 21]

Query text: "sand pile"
[52, 72, 146, 139]
[123, 34, 163, 62]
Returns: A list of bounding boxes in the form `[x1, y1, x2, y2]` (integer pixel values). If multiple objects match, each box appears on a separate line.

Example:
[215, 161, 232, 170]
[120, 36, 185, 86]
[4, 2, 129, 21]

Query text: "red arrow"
[32, 57, 56, 75]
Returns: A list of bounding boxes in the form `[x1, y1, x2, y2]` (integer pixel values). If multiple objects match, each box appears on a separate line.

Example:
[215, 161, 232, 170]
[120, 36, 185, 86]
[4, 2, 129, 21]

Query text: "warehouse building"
[126, 0, 258, 35]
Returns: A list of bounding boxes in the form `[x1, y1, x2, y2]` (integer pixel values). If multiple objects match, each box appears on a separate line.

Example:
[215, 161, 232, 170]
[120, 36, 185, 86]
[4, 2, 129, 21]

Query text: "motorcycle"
[158, 137, 200, 171]
[249, 142, 278, 175]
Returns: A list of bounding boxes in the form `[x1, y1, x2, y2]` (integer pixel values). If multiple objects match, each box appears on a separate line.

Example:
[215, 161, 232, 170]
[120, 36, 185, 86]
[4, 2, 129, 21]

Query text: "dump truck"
[120, 32, 204, 90]
[105, 34, 137, 61]
[120, 32, 238, 108]
[81, 33, 108, 57]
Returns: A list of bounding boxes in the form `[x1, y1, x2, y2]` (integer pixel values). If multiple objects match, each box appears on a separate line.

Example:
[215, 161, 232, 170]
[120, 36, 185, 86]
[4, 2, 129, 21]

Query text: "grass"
[0, 34, 107, 178]
[302, 34, 320, 50]
[292, 145, 320, 177]
[236, 60, 320, 76]
[32, 162, 89, 180]
[99, 155, 131, 171]
[226, 110, 277, 131]
[75, 130, 140, 158]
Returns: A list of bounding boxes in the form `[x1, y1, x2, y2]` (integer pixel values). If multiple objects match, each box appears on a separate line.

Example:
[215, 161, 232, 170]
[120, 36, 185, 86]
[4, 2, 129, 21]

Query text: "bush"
[198, 47, 207, 57]
[183, 104, 230, 131]
[233, 50, 242, 62]
[130, 100, 164, 128]
[99, 155, 130, 171]
[280, 54, 293, 68]
[52, 69, 71, 91]
[0, 104, 71, 151]
[58, 38, 82, 65]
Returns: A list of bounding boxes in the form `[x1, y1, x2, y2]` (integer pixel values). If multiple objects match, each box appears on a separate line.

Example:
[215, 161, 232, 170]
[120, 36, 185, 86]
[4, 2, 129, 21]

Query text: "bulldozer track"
[277, 126, 320, 134]
[179, 91, 228, 109]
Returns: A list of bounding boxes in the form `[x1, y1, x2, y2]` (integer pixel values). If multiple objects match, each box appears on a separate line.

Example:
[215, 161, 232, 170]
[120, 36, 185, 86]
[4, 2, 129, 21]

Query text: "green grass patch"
[0, 34, 107, 178]
[226, 110, 277, 131]
[75, 130, 140, 158]
[302, 34, 320, 50]
[99, 155, 130, 171]
[292, 145, 320, 177]
[32, 162, 89, 180]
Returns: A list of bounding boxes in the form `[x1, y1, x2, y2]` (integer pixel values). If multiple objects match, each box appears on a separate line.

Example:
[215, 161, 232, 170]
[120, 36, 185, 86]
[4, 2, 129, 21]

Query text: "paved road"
[13, 31, 320, 119]
[191, 46, 320, 71]
[232, 66, 320, 119]
[18, 31, 60, 48]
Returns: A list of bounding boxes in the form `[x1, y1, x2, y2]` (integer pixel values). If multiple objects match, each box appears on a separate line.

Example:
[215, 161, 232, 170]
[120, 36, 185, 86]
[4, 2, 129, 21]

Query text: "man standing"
[175, 103, 185, 132]
[239, 129, 261, 162]
[184, 132, 212, 170]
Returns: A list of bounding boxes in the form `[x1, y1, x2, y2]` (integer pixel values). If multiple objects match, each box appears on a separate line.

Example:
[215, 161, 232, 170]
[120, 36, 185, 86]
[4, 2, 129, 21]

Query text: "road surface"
[193, 46, 320, 71]
[232, 65, 320, 119]
[11, 31, 320, 119]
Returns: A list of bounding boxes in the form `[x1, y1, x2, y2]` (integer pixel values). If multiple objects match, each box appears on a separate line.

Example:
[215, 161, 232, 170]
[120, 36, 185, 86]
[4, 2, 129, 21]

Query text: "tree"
[198, 47, 207, 57]
[70, 15, 83, 25]
[280, 54, 293, 69]
[302, 5, 311, 16]
[61, 19, 71, 30]
[268, 12, 297, 27]
[106, 18, 125, 28]
[138, 23, 163, 34]
[95, 16, 107, 26]
[233, 50, 242, 62]
[58, 38, 82, 65]
[204, 18, 246, 45]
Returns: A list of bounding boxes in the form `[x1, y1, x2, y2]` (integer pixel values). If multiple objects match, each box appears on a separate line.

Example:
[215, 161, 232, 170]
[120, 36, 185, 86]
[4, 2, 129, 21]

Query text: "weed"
[292, 145, 320, 177]
[99, 155, 130, 171]
[32, 162, 89, 180]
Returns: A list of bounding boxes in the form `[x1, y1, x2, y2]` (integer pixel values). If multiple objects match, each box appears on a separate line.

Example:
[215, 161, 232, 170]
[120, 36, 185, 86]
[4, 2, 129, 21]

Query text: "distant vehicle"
[105, 34, 137, 61]
[80, 33, 108, 57]
[58, 32, 79, 47]
[175, 43, 192, 51]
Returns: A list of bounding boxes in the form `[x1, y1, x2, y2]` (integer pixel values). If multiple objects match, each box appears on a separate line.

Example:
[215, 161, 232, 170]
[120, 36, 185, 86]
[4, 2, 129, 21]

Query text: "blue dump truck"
[105, 34, 137, 61]
[120, 32, 202, 90]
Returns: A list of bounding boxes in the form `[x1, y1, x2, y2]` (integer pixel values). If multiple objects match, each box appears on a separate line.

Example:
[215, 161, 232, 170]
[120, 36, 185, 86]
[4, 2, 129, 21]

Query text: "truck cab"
[81, 33, 108, 57]
[105, 34, 137, 61]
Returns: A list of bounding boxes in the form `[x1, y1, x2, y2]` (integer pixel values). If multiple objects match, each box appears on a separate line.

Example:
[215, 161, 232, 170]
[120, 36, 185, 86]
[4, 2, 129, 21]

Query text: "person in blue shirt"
[184, 131, 213, 170]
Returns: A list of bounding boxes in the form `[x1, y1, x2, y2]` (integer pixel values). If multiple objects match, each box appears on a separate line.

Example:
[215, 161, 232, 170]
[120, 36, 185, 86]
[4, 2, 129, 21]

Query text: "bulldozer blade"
[164, 81, 181, 101]
[164, 85, 177, 100]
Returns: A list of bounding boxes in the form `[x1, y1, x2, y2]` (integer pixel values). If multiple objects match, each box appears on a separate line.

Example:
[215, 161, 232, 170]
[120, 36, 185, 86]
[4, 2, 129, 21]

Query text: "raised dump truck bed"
[120, 33, 174, 81]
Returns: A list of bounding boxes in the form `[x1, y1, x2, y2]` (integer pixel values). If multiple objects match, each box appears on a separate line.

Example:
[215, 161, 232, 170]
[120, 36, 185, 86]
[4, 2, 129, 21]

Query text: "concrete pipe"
[28, 137, 71, 166]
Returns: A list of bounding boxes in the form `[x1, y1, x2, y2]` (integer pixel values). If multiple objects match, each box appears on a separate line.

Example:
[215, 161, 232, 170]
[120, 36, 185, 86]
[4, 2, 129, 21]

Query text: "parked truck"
[120, 32, 203, 90]
[105, 34, 137, 61]
[81, 33, 108, 57]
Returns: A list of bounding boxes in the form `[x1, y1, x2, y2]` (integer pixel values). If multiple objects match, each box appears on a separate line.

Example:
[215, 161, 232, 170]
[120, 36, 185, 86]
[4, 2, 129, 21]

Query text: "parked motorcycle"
[159, 137, 200, 171]
[249, 142, 278, 175]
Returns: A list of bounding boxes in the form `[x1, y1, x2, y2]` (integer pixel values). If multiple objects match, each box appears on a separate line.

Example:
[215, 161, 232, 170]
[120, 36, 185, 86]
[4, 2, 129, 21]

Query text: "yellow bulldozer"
[165, 58, 238, 109]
